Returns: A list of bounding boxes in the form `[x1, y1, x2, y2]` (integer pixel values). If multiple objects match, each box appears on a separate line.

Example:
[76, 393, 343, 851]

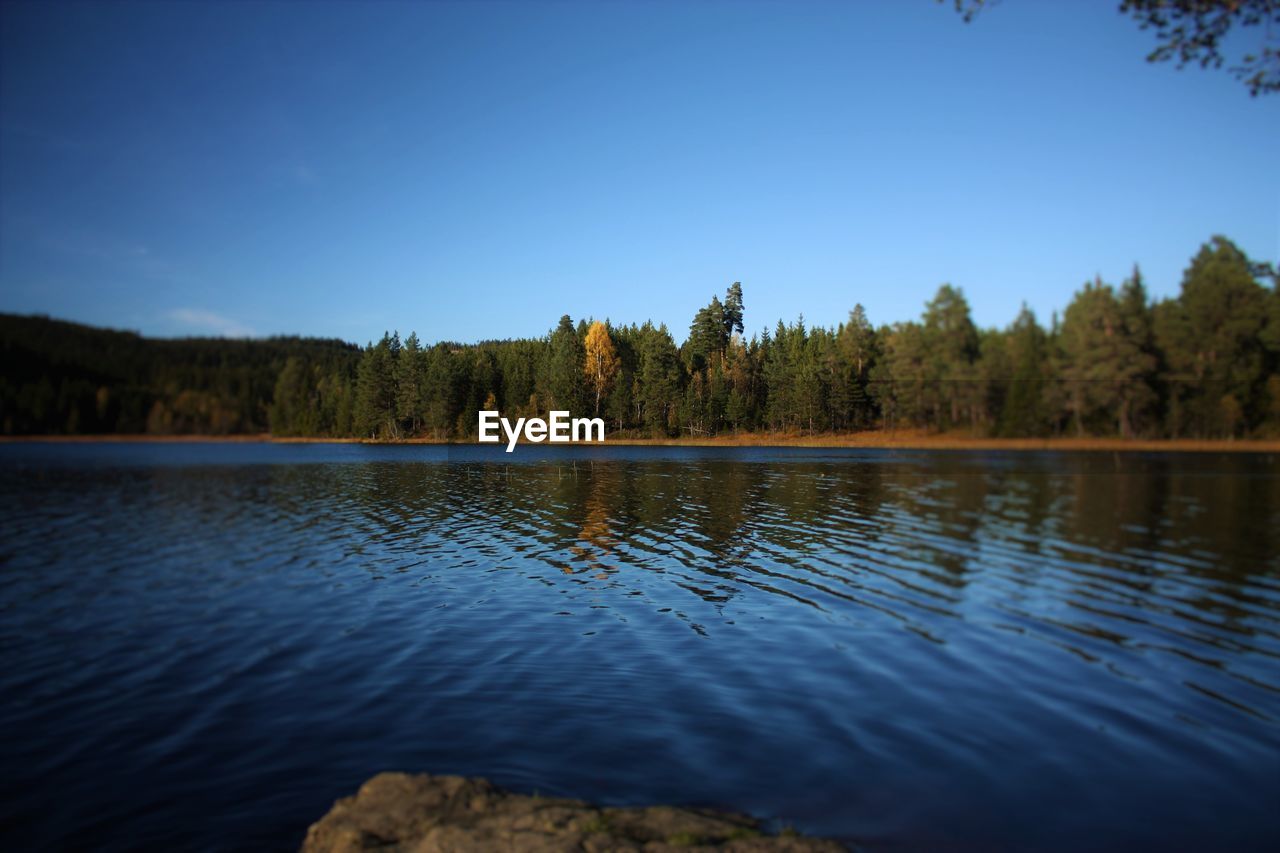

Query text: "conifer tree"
[1059, 280, 1156, 437]
[1156, 237, 1270, 437]
[837, 304, 878, 429]
[397, 332, 425, 435]
[636, 322, 683, 435]
[1117, 266, 1159, 436]
[269, 356, 311, 436]
[997, 305, 1049, 437]
[923, 285, 979, 428]
[723, 281, 745, 339]
[544, 315, 585, 414]
[422, 344, 458, 437]
[355, 332, 399, 438]
[878, 321, 930, 428]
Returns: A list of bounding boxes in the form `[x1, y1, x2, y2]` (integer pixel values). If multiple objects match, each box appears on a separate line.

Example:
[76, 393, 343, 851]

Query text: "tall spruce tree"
[923, 285, 979, 428]
[836, 304, 878, 429]
[396, 332, 425, 435]
[636, 322, 683, 435]
[355, 332, 400, 438]
[543, 315, 586, 414]
[997, 305, 1049, 437]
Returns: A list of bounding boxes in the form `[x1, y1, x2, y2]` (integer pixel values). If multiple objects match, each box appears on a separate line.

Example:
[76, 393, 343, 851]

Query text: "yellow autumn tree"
[583, 321, 620, 415]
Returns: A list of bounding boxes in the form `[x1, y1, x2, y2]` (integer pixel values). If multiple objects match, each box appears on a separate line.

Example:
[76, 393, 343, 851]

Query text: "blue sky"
[1, 0, 1276, 345]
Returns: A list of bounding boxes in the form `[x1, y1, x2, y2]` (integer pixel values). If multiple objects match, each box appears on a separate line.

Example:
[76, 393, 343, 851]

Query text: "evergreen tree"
[997, 305, 1049, 437]
[723, 281, 745, 339]
[1059, 279, 1156, 437]
[355, 332, 400, 438]
[397, 332, 425, 435]
[1116, 266, 1159, 436]
[543, 315, 585, 414]
[1156, 236, 1271, 437]
[923, 284, 979, 428]
[877, 321, 930, 428]
[636, 322, 683, 435]
[686, 297, 728, 372]
[269, 356, 312, 436]
[724, 337, 754, 430]
[422, 344, 459, 437]
[497, 339, 542, 417]
[836, 304, 878, 428]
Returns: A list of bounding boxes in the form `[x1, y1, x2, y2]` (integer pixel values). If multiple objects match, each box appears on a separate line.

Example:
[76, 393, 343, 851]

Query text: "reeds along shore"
[5, 430, 1280, 453]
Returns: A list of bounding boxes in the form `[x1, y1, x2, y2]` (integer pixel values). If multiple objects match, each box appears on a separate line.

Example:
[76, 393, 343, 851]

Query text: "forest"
[2, 235, 1277, 440]
[0, 315, 359, 435]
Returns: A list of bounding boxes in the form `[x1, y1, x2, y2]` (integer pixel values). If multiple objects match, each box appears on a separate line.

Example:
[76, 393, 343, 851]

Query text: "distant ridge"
[0, 313, 360, 436]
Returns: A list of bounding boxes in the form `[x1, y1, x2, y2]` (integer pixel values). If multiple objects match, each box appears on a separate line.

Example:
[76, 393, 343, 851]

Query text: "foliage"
[1121, 0, 1280, 96]
[4, 235, 1276, 440]
[1058, 279, 1158, 437]
[583, 321, 621, 415]
[944, 0, 1280, 95]
[1154, 236, 1274, 436]
[0, 314, 358, 435]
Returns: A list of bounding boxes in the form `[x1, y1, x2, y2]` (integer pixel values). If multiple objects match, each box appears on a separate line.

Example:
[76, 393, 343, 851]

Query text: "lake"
[1, 443, 1277, 850]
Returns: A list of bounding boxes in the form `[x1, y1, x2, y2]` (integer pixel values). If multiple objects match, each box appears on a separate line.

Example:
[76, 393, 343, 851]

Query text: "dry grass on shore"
[598, 429, 1280, 453]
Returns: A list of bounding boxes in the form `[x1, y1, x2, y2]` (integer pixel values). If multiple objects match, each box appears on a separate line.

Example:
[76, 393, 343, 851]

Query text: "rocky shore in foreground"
[302, 772, 845, 852]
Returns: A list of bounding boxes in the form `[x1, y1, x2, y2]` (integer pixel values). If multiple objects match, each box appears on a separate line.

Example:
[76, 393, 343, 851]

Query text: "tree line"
[3, 235, 1277, 440]
[0, 314, 360, 435]
[335, 235, 1278, 441]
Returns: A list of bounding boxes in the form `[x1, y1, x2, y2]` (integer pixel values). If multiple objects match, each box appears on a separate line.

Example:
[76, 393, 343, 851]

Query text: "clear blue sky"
[1, 0, 1276, 345]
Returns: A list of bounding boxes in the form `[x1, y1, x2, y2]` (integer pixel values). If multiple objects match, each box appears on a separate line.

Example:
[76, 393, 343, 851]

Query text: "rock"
[302, 772, 846, 852]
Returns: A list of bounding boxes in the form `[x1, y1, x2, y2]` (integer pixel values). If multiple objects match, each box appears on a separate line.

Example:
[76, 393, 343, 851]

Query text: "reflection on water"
[0, 444, 1278, 850]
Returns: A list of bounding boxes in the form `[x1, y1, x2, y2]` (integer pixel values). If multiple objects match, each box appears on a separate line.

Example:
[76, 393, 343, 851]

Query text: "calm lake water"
[1, 443, 1278, 851]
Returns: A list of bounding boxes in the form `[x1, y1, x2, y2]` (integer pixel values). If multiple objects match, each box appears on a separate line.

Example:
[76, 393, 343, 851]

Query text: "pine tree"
[997, 305, 1049, 437]
[422, 344, 458, 437]
[355, 333, 399, 438]
[836, 304, 878, 428]
[923, 284, 979, 429]
[396, 332, 425, 435]
[723, 281, 745, 339]
[877, 321, 930, 428]
[686, 297, 727, 372]
[1156, 236, 1271, 437]
[636, 322, 682, 435]
[1116, 266, 1158, 436]
[544, 314, 585, 413]
[269, 356, 310, 436]
[1059, 279, 1156, 437]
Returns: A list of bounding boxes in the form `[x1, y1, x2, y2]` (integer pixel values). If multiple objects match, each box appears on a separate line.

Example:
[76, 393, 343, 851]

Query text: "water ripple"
[0, 444, 1277, 850]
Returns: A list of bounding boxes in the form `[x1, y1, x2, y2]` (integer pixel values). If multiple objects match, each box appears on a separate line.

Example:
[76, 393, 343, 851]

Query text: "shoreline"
[3, 430, 1278, 453]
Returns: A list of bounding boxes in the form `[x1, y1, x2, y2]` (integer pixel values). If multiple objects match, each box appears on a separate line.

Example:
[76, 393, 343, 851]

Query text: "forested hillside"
[4, 235, 1278, 439]
[0, 315, 360, 435]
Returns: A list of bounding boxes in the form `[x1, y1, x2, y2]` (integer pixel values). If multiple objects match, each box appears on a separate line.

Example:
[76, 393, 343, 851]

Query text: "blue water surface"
[1, 442, 1277, 850]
